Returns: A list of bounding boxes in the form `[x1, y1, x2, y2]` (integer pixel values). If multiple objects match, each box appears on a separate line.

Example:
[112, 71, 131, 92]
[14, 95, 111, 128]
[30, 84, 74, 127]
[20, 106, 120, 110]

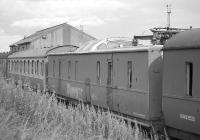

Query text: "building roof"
[164, 28, 200, 50]
[8, 48, 51, 58]
[10, 23, 96, 47]
[8, 44, 80, 58]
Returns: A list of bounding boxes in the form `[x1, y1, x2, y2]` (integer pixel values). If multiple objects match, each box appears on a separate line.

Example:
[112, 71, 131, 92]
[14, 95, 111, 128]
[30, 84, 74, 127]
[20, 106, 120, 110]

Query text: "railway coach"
[47, 38, 163, 129]
[162, 29, 200, 140]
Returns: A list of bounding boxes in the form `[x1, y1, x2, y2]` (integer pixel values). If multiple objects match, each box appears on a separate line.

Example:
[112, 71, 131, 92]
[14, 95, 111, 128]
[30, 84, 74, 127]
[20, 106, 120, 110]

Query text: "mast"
[166, 4, 171, 29]
[132, 4, 189, 46]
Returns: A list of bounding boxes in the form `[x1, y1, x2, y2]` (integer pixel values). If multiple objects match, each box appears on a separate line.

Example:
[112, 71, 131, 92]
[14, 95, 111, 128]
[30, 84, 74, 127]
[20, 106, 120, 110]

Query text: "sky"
[0, 0, 199, 52]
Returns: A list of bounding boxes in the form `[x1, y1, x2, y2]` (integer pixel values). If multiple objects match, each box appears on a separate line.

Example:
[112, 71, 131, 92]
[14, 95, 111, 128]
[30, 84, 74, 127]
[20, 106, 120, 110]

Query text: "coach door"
[106, 60, 113, 109]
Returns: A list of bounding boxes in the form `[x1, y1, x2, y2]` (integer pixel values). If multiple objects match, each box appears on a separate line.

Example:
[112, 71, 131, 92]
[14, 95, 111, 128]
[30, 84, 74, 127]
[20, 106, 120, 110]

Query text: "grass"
[0, 79, 151, 140]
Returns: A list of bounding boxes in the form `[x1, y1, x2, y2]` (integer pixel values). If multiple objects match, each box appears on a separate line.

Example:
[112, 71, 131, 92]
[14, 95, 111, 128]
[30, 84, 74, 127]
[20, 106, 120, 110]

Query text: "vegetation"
[0, 79, 150, 140]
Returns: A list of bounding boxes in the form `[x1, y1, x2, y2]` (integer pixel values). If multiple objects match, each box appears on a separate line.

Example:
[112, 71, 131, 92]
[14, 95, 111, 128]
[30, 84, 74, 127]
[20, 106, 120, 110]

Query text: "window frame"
[59, 59, 61, 77]
[75, 61, 78, 80]
[97, 61, 101, 83]
[185, 62, 193, 96]
[127, 61, 133, 88]
[68, 60, 71, 79]
[53, 60, 56, 77]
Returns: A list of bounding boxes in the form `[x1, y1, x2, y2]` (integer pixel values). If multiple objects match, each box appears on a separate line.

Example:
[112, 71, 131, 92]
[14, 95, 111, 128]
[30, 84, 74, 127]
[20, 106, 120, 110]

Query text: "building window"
[23, 60, 26, 73]
[75, 61, 78, 80]
[37, 60, 39, 75]
[32, 60, 34, 74]
[28, 60, 30, 74]
[53, 60, 55, 77]
[41, 61, 44, 76]
[128, 61, 133, 88]
[8, 61, 10, 72]
[11, 61, 12, 72]
[186, 62, 193, 96]
[17, 61, 20, 72]
[15, 61, 17, 72]
[13, 61, 15, 72]
[14, 61, 16, 72]
[35, 61, 37, 75]
[59, 60, 61, 77]
[26, 61, 28, 74]
[68, 60, 71, 79]
[20, 61, 22, 73]
[16, 61, 18, 73]
[97, 61, 101, 83]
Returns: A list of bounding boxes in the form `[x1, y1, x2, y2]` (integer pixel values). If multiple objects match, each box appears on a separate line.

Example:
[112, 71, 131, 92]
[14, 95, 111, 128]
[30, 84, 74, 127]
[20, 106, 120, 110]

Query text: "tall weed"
[0, 79, 149, 140]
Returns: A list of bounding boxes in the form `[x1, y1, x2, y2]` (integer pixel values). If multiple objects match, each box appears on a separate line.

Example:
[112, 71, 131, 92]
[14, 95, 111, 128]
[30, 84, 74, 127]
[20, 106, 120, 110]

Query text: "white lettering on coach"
[180, 114, 196, 122]
[67, 83, 83, 99]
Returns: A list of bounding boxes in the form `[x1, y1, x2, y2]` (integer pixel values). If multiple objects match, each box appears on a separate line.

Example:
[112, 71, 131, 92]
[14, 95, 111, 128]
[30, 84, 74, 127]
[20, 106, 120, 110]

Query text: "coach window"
[97, 61, 101, 83]
[186, 62, 193, 96]
[127, 61, 133, 88]
[68, 60, 71, 79]
[59, 60, 61, 77]
[53, 60, 55, 77]
[75, 61, 78, 80]
[107, 61, 113, 86]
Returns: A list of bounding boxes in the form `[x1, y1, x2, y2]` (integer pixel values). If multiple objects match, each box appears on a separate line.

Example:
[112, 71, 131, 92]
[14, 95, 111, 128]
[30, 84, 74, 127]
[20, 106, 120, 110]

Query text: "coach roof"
[164, 28, 200, 50]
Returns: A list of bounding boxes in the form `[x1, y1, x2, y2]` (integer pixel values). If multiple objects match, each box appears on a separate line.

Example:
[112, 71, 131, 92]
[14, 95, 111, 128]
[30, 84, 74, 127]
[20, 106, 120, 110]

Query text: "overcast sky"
[0, 0, 199, 52]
